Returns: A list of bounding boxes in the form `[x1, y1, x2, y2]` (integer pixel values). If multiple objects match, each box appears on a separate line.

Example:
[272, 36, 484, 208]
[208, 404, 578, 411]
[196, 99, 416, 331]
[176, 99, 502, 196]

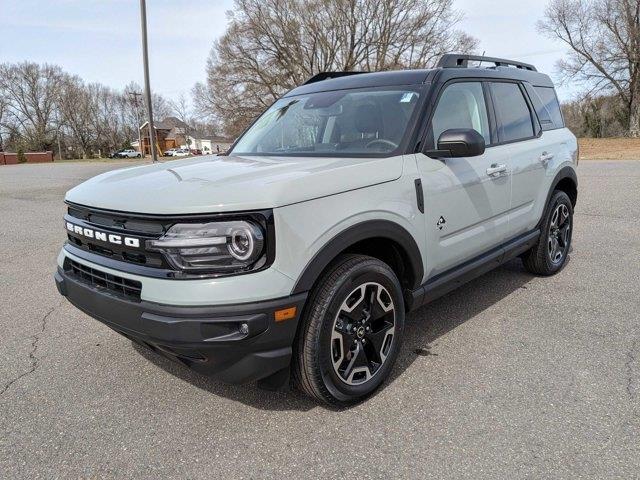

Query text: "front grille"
[64, 202, 275, 279]
[65, 205, 168, 269]
[66, 259, 142, 300]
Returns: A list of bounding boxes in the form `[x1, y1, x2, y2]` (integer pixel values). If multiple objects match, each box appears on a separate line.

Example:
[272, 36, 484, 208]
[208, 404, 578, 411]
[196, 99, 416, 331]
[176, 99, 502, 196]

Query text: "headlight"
[147, 220, 265, 274]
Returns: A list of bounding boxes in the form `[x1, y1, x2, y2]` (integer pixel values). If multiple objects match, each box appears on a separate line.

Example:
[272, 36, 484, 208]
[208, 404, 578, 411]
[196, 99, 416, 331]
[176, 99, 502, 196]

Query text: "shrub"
[17, 147, 27, 163]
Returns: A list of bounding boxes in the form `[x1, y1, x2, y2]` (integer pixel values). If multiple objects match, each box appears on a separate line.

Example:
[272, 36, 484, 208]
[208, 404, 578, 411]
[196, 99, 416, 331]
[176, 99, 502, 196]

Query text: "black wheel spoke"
[337, 308, 361, 324]
[341, 342, 370, 383]
[331, 325, 354, 370]
[559, 224, 569, 247]
[558, 204, 569, 227]
[365, 322, 394, 364]
[361, 284, 377, 318]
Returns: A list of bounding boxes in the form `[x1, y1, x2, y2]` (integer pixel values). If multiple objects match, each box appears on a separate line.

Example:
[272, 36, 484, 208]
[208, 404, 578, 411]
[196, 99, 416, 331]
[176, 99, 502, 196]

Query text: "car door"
[489, 81, 546, 237]
[414, 80, 512, 278]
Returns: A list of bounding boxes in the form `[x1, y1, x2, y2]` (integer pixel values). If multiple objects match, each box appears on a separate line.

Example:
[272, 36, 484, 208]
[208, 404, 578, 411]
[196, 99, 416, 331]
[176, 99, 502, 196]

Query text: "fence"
[0, 151, 54, 165]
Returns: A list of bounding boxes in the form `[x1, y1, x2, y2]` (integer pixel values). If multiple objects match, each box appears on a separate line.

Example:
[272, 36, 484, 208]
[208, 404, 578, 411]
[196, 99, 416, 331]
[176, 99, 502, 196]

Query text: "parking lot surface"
[0, 160, 638, 479]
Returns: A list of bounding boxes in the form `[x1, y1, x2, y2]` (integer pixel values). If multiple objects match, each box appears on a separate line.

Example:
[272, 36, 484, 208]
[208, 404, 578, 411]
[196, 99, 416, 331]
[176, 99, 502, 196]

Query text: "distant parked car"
[190, 149, 202, 155]
[173, 148, 190, 157]
[114, 149, 141, 158]
[164, 148, 178, 157]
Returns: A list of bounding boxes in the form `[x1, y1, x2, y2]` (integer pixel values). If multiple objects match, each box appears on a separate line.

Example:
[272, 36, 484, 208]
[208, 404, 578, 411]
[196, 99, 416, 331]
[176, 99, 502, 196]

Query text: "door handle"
[539, 152, 554, 165]
[486, 163, 507, 177]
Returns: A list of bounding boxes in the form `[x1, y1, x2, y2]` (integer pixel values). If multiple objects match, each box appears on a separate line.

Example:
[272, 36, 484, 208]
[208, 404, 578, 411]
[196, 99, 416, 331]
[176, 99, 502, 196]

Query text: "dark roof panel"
[284, 69, 434, 97]
[284, 63, 555, 97]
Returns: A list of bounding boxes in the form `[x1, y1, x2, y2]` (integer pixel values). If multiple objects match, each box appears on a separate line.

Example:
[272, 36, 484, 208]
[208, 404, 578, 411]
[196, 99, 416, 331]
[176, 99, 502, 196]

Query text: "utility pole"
[139, 0, 158, 162]
[128, 91, 144, 157]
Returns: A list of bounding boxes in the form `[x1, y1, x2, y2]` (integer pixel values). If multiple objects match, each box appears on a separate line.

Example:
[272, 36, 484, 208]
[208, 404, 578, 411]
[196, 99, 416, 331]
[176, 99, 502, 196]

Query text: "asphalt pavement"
[0, 159, 638, 479]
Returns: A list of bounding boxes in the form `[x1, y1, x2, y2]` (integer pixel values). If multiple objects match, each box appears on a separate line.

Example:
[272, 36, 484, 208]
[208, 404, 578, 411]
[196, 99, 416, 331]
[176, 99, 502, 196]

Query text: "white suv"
[54, 55, 578, 405]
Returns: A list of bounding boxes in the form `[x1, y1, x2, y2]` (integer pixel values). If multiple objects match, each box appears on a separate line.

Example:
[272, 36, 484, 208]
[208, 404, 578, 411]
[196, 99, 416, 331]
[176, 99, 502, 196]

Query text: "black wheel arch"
[535, 166, 577, 231]
[548, 166, 578, 207]
[291, 220, 424, 296]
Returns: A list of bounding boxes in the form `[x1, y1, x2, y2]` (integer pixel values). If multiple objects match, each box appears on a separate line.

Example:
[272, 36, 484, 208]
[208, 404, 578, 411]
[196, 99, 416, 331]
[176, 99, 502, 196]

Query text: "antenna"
[477, 51, 486, 68]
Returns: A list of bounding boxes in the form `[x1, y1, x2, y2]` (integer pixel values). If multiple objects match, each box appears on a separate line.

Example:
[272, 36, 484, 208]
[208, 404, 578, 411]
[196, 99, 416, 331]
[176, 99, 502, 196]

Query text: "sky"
[0, 0, 575, 102]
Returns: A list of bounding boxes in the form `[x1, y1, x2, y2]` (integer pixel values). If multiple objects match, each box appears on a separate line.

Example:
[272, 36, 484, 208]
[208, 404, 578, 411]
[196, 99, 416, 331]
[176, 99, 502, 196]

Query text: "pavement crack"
[0, 300, 63, 397]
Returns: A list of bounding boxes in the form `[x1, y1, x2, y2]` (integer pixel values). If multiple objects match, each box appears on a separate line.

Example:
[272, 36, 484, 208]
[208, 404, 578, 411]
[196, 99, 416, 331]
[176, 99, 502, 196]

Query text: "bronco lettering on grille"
[66, 222, 141, 248]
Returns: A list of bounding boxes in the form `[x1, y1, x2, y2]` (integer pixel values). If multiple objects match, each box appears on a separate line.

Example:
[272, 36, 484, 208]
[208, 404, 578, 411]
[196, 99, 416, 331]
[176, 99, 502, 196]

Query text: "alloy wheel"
[548, 203, 571, 264]
[330, 282, 396, 386]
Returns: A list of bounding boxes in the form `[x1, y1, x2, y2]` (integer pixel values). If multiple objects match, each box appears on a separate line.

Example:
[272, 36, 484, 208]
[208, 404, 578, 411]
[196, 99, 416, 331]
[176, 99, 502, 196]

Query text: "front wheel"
[522, 190, 573, 275]
[292, 254, 404, 406]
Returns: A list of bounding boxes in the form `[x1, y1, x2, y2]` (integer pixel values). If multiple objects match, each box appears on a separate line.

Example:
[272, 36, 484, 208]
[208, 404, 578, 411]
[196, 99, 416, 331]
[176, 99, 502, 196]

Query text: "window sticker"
[400, 92, 416, 103]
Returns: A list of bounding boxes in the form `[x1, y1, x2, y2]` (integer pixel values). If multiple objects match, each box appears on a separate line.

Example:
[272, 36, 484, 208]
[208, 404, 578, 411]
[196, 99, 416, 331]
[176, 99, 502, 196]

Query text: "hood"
[65, 154, 404, 214]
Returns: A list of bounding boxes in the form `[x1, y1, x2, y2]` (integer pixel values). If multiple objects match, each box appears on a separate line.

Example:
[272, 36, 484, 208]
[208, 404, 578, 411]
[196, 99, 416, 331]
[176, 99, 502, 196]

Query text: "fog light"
[239, 323, 249, 335]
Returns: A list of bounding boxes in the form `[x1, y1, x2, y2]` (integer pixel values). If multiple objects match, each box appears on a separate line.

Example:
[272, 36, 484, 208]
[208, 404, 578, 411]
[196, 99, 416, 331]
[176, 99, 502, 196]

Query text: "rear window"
[491, 82, 535, 143]
[534, 86, 564, 130]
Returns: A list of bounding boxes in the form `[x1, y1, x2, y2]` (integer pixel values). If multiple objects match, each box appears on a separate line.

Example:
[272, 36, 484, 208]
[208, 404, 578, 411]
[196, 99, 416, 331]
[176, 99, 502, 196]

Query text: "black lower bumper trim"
[55, 267, 307, 383]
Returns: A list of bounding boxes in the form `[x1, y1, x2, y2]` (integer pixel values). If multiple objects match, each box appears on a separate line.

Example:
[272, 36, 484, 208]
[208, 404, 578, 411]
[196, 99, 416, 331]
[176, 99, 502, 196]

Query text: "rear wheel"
[523, 190, 573, 275]
[292, 254, 404, 406]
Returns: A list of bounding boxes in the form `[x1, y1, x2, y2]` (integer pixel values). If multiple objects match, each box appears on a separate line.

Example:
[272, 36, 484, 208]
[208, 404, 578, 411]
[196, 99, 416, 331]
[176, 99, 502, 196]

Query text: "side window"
[491, 82, 534, 142]
[431, 82, 491, 146]
[534, 86, 564, 129]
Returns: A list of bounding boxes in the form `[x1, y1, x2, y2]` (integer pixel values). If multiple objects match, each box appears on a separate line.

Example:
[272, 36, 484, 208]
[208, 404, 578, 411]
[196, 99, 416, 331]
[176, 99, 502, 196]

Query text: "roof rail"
[437, 54, 537, 72]
[303, 71, 368, 85]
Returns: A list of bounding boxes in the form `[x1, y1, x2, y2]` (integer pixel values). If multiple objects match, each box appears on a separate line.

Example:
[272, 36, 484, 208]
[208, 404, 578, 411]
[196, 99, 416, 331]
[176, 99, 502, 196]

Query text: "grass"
[578, 138, 640, 161]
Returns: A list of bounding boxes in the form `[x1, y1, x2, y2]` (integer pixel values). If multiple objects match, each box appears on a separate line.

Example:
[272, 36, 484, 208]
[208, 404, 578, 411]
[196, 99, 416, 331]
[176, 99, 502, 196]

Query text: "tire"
[522, 190, 573, 275]
[292, 254, 405, 406]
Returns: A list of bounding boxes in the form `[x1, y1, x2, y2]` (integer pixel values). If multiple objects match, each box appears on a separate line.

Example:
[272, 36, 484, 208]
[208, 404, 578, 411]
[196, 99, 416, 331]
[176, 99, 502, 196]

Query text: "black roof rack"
[303, 71, 368, 85]
[437, 54, 537, 72]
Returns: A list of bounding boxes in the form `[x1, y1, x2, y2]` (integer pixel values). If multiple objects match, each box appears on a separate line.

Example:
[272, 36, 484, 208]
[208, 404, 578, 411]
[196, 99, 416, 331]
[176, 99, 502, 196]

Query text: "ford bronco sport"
[55, 54, 578, 406]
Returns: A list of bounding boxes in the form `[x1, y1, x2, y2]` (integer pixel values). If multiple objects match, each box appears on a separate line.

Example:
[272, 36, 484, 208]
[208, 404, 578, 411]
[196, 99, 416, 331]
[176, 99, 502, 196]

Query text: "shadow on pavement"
[133, 257, 536, 411]
[389, 258, 535, 384]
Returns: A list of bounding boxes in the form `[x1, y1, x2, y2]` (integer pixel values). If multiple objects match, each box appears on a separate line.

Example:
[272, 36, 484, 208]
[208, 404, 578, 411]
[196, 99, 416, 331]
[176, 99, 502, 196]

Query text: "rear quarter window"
[535, 87, 564, 129]
[528, 85, 565, 130]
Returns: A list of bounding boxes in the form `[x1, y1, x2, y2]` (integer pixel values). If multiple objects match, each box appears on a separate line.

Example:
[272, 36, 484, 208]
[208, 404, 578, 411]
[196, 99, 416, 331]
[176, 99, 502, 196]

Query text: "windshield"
[231, 87, 421, 156]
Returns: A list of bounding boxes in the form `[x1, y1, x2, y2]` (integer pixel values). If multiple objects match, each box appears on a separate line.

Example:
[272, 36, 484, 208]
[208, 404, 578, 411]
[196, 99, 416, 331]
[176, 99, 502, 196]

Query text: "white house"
[181, 135, 234, 154]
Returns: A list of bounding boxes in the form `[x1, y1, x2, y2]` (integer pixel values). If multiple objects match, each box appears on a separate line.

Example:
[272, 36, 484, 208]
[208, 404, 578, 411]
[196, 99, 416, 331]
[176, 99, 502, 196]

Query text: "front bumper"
[55, 267, 307, 384]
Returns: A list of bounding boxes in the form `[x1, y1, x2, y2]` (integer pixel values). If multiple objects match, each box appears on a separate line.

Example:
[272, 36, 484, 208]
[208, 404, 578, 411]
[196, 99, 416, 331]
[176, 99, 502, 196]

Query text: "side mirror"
[426, 128, 486, 159]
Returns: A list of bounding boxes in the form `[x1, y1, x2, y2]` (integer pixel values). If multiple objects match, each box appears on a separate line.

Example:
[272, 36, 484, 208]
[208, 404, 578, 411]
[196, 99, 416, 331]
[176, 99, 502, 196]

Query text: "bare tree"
[0, 95, 7, 151]
[0, 62, 66, 151]
[195, 0, 477, 137]
[539, 0, 640, 136]
[169, 94, 193, 147]
[91, 84, 128, 156]
[152, 93, 172, 121]
[0, 60, 222, 156]
[58, 77, 96, 158]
